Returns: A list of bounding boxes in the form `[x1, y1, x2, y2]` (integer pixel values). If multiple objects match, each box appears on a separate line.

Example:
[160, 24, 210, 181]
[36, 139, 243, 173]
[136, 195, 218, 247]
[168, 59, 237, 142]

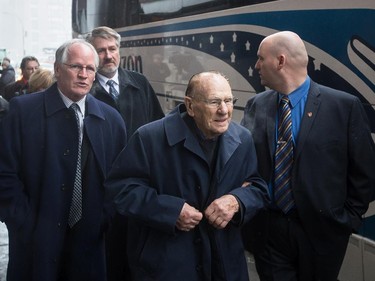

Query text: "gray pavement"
[0, 222, 8, 281]
[247, 251, 260, 281]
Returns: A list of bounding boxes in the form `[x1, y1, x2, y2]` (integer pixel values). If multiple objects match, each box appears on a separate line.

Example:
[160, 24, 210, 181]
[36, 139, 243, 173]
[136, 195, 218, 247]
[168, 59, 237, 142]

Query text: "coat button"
[61, 184, 66, 191]
[64, 149, 70, 156]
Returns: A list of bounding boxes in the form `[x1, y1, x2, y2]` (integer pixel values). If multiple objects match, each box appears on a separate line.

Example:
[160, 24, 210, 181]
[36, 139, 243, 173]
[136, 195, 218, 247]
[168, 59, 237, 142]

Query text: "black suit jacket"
[91, 68, 164, 138]
[241, 80, 375, 254]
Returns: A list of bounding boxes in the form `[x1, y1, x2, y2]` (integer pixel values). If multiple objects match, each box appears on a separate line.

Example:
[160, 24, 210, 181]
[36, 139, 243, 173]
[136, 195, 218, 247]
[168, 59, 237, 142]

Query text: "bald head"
[185, 71, 230, 98]
[265, 31, 308, 69]
[256, 31, 309, 94]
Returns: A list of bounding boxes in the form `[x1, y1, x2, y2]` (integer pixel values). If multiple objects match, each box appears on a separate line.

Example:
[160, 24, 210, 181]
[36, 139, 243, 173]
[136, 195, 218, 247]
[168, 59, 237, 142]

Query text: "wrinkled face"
[23, 60, 39, 80]
[54, 43, 96, 102]
[91, 36, 120, 78]
[185, 74, 234, 139]
[255, 40, 279, 89]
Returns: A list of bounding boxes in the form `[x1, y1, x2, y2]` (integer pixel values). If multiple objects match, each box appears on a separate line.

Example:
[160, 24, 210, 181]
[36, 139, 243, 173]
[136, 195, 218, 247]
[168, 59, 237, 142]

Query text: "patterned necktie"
[107, 79, 119, 100]
[68, 103, 83, 227]
[274, 96, 295, 213]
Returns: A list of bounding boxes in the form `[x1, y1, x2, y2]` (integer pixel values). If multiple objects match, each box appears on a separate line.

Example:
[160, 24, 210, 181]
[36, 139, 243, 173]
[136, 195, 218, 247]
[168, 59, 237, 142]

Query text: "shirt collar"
[182, 112, 219, 142]
[57, 87, 86, 116]
[97, 71, 119, 86]
[279, 76, 310, 108]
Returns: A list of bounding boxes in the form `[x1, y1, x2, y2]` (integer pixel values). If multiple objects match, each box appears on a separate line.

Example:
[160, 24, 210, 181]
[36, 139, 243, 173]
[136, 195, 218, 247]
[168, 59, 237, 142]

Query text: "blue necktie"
[68, 103, 83, 227]
[274, 96, 295, 213]
[107, 79, 119, 100]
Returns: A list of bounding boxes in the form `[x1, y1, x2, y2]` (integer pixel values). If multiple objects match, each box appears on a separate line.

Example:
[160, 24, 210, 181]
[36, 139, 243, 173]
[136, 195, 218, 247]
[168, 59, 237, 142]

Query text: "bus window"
[138, 0, 275, 24]
[72, 0, 277, 31]
[72, 0, 110, 35]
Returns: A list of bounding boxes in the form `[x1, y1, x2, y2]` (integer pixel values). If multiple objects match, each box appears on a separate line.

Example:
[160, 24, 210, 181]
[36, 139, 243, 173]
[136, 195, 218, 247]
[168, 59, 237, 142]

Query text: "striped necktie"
[107, 79, 119, 100]
[68, 103, 83, 227]
[274, 96, 295, 213]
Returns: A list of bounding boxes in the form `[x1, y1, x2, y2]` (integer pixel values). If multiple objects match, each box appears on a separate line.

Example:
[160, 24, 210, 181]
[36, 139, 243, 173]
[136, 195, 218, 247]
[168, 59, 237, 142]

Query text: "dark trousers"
[254, 210, 349, 281]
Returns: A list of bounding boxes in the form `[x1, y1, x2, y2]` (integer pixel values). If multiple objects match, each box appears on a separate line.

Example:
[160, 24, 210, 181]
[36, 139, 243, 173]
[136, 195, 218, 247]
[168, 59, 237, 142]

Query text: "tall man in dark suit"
[86, 26, 165, 281]
[0, 39, 126, 281]
[241, 31, 375, 281]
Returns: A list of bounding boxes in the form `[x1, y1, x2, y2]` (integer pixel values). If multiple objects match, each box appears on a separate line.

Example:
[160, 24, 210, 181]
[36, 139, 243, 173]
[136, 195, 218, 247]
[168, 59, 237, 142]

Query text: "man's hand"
[176, 203, 203, 232]
[204, 195, 239, 229]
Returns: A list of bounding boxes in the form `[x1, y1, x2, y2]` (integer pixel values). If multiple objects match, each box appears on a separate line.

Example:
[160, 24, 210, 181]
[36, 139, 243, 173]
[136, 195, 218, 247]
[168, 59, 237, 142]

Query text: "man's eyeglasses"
[63, 63, 96, 75]
[192, 97, 238, 108]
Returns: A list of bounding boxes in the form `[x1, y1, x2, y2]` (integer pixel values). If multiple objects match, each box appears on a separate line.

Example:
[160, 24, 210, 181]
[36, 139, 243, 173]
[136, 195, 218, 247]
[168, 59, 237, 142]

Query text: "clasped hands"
[176, 194, 239, 232]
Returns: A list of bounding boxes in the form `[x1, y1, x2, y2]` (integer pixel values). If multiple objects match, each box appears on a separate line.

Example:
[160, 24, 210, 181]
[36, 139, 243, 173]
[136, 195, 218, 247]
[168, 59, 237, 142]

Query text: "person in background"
[0, 39, 126, 281]
[28, 68, 55, 93]
[86, 25, 165, 281]
[0, 96, 8, 123]
[86, 26, 164, 138]
[241, 31, 375, 281]
[105, 71, 270, 281]
[3, 55, 39, 101]
[0, 57, 16, 96]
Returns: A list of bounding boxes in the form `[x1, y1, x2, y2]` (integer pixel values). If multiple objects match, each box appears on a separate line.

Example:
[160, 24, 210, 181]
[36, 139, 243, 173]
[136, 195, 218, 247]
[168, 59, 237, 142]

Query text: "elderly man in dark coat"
[106, 71, 270, 281]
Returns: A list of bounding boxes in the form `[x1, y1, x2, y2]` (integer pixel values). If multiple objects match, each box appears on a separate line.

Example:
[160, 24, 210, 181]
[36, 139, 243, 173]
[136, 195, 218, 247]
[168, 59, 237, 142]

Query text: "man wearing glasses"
[0, 39, 126, 280]
[105, 71, 270, 281]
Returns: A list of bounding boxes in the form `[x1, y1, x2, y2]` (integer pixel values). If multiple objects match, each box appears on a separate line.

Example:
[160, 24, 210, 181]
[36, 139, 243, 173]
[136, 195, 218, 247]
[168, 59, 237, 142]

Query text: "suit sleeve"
[345, 97, 375, 230]
[105, 131, 184, 235]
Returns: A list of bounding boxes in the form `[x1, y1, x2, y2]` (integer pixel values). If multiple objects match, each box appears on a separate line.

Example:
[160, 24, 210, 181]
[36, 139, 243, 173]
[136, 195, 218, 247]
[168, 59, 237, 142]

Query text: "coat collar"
[92, 68, 141, 94]
[164, 104, 241, 168]
[44, 83, 106, 120]
[44, 83, 111, 177]
[117, 68, 141, 91]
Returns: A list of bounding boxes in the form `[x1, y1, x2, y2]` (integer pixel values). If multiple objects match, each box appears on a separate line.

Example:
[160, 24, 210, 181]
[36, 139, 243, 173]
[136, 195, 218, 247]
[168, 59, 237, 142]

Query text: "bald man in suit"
[241, 31, 375, 281]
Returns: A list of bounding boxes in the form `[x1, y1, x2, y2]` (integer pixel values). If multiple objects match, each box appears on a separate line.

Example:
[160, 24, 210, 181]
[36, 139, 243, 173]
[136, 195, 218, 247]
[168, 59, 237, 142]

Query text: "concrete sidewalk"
[0, 222, 8, 281]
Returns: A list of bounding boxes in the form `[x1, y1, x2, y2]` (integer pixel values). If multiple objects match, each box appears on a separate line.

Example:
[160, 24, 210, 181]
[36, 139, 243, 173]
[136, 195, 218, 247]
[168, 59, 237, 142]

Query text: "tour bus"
[72, 1, 375, 280]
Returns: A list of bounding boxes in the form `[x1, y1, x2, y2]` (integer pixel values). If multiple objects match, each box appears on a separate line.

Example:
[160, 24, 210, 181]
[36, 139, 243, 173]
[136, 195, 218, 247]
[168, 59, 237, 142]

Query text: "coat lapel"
[83, 95, 107, 177]
[44, 83, 67, 116]
[165, 104, 207, 162]
[117, 67, 141, 94]
[214, 123, 241, 182]
[295, 82, 321, 159]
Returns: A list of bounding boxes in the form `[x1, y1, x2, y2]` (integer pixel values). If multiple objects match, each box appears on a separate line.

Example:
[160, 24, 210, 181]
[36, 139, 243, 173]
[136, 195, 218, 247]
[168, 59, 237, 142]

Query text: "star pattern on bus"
[122, 31, 265, 92]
